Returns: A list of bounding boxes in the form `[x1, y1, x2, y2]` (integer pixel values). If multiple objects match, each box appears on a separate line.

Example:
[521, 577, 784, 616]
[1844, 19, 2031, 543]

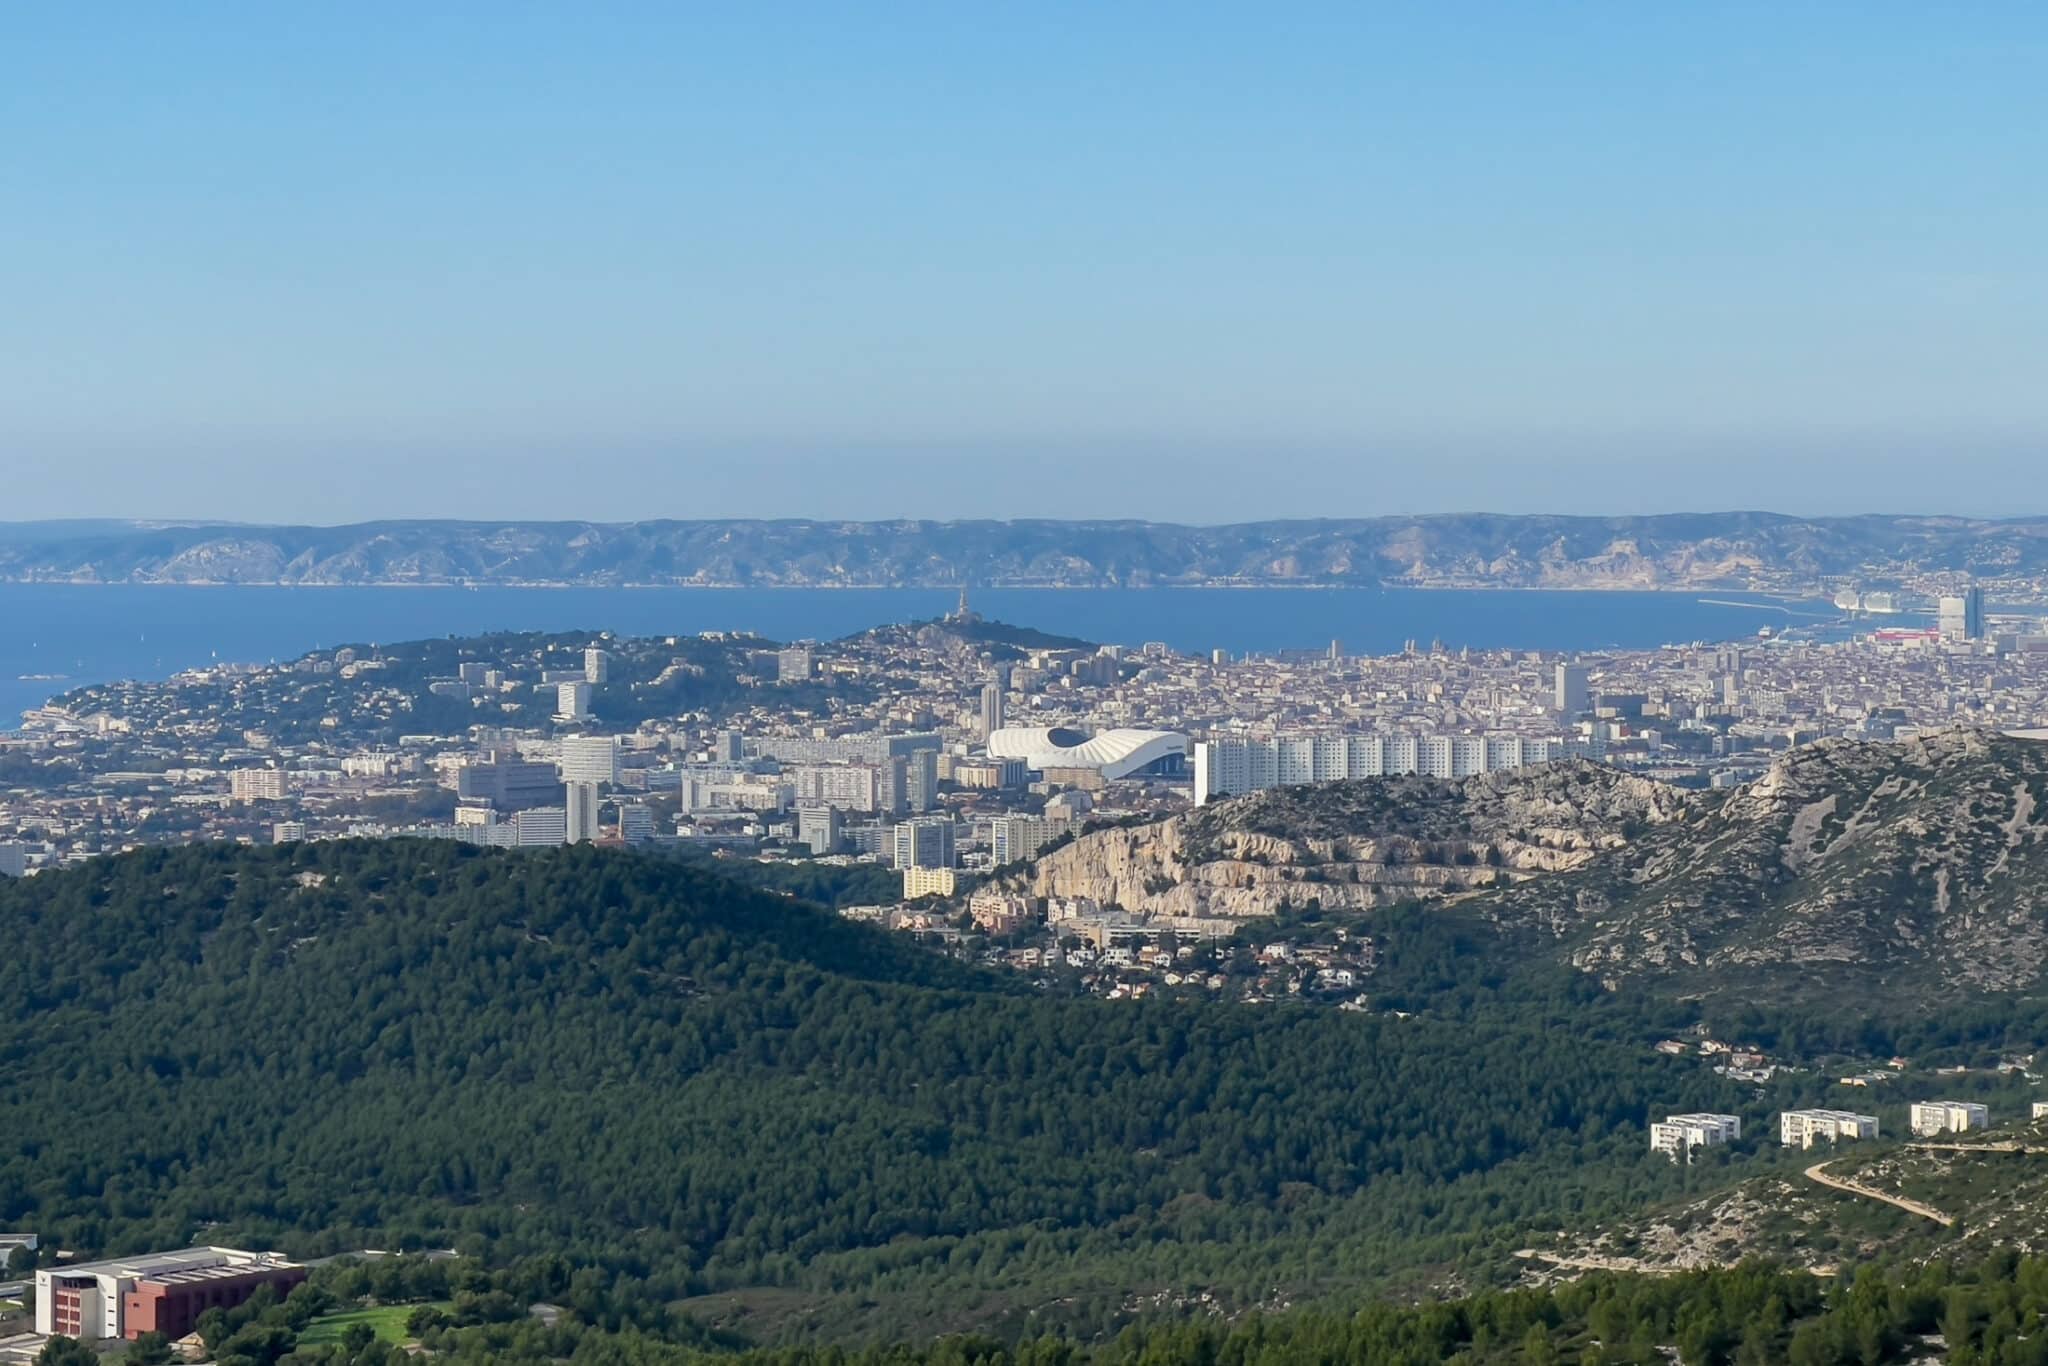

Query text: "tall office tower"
[583, 647, 610, 684]
[906, 748, 939, 813]
[556, 681, 593, 719]
[877, 754, 909, 817]
[1938, 588, 1986, 642]
[796, 801, 842, 855]
[1328, 638, 1342, 662]
[776, 646, 813, 683]
[565, 782, 602, 843]
[1211, 648, 1229, 666]
[716, 729, 745, 762]
[892, 816, 955, 870]
[979, 680, 1004, 739]
[559, 734, 621, 785]
[1554, 663, 1591, 717]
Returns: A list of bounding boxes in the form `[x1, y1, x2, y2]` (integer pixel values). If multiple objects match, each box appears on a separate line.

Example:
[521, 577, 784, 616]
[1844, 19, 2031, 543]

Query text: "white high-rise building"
[1193, 732, 1560, 803]
[893, 817, 955, 870]
[565, 781, 601, 843]
[559, 734, 621, 785]
[512, 806, 568, 846]
[990, 814, 1070, 865]
[583, 647, 610, 683]
[1938, 588, 1986, 642]
[1555, 663, 1591, 717]
[556, 681, 593, 719]
[979, 680, 1005, 739]
[272, 822, 307, 845]
[230, 768, 288, 801]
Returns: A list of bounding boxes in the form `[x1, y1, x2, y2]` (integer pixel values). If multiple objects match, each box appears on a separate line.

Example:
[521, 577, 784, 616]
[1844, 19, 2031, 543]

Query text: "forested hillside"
[0, 841, 1758, 1339]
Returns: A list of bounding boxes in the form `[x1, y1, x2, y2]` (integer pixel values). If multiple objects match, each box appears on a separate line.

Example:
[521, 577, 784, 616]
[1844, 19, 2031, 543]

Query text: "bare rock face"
[1492, 730, 2048, 997]
[1010, 761, 1690, 918]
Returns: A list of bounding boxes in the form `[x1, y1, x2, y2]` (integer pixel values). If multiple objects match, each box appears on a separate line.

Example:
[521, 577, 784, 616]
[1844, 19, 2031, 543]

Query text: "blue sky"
[5, 4, 2045, 523]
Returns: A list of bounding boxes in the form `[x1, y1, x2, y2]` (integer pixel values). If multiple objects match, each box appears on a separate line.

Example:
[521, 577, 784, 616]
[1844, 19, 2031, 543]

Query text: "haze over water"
[0, 583, 1836, 725]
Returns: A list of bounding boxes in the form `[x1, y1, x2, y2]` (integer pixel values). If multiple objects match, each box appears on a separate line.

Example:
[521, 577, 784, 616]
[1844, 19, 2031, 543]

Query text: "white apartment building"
[1648, 1112, 1742, 1161]
[555, 681, 593, 719]
[229, 767, 288, 801]
[565, 781, 601, 844]
[1779, 1109, 1880, 1148]
[902, 866, 958, 900]
[1910, 1100, 1990, 1137]
[583, 647, 610, 683]
[271, 821, 307, 845]
[559, 734, 621, 786]
[990, 814, 1071, 865]
[1194, 732, 1561, 803]
[511, 806, 568, 846]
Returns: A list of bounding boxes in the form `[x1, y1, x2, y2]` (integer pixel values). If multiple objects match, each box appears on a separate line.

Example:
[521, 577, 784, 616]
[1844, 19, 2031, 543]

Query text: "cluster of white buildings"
[1193, 732, 1565, 803]
[1778, 1109, 1882, 1149]
[1648, 1112, 1743, 1160]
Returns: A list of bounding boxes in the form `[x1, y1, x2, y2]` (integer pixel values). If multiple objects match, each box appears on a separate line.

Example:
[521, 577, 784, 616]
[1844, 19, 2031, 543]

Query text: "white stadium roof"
[986, 726, 1188, 781]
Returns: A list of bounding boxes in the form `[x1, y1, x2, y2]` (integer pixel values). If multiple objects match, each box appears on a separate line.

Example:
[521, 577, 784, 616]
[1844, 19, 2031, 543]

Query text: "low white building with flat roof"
[1780, 1109, 1879, 1148]
[1649, 1112, 1742, 1160]
[1910, 1100, 1989, 1136]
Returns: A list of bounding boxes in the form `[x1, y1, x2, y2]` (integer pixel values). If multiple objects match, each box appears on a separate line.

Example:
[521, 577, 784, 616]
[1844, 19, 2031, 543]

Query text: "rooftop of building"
[40, 1247, 295, 1283]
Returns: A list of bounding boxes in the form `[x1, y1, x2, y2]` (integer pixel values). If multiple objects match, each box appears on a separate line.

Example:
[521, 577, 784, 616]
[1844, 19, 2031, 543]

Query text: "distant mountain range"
[0, 513, 2042, 589]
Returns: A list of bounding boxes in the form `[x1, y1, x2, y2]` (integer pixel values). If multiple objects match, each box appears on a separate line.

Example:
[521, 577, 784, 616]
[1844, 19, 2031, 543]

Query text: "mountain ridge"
[0, 512, 2040, 589]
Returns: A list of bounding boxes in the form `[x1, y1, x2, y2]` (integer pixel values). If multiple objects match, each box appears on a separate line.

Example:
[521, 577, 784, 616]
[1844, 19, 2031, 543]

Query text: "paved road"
[1803, 1160, 1953, 1226]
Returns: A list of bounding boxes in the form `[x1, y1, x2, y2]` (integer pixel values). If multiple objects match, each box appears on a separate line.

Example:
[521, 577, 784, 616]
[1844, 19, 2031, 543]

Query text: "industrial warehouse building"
[35, 1247, 304, 1342]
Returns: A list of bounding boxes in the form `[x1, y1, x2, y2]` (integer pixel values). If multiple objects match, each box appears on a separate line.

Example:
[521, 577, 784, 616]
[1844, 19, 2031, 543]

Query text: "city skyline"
[8, 4, 2048, 522]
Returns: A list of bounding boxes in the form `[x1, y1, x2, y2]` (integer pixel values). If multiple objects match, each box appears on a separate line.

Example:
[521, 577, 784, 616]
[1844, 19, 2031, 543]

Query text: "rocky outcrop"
[1010, 761, 1690, 918]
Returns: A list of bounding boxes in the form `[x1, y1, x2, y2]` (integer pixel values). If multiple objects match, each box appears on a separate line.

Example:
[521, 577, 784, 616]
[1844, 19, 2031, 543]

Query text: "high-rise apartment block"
[1939, 588, 1986, 642]
[1193, 733, 1560, 803]
[583, 647, 610, 683]
[979, 680, 1004, 739]
[796, 802, 843, 855]
[1555, 663, 1591, 717]
[565, 781, 601, 843]
[556, 681, 593, 719]
[893, 817, 955, 870]
[230, 768, 289, 802]
[559, 734, 621, 786]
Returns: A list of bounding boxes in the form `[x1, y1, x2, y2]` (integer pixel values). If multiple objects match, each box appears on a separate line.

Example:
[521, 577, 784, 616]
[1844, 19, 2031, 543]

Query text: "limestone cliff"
[1010, 761, 1690, 918]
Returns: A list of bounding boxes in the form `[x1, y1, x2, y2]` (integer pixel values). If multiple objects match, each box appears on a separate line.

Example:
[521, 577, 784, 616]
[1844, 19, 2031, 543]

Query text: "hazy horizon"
[9, 5, 2046, 522]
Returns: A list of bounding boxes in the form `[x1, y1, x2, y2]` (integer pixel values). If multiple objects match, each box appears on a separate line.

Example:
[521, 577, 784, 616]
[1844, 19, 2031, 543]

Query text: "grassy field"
[300, 1303, 447, 1346]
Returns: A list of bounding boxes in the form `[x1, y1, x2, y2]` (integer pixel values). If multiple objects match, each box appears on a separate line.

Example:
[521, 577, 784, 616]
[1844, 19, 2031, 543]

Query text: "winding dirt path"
[1803, 1160, 1953, 1226]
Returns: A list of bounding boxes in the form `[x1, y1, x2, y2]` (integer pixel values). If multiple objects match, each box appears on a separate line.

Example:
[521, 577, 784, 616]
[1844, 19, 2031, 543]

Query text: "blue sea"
[0, 583, 1838, 726]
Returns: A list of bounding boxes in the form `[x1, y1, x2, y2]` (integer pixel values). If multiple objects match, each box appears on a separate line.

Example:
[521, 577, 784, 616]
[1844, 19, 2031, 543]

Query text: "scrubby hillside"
[1482, 731, 2048, 999]
[0, 839, 1739, 1340]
